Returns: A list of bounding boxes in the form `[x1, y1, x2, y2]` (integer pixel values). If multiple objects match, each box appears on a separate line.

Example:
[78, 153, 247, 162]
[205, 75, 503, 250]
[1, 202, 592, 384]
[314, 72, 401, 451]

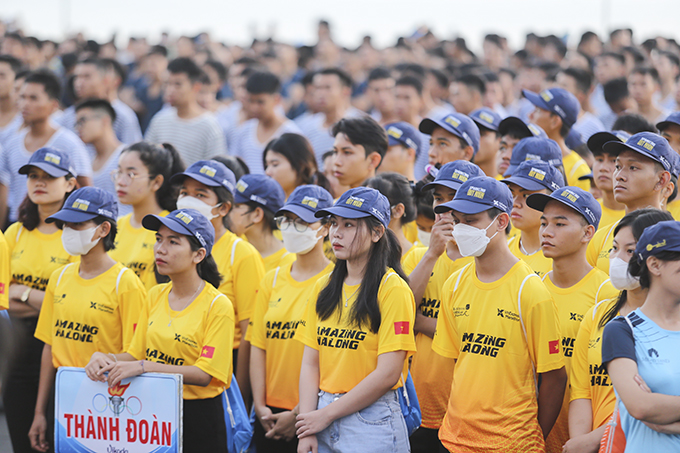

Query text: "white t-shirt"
[573, 112, 606, 141]
[298, 107, 365, 166]
[231, 118, 302, 174]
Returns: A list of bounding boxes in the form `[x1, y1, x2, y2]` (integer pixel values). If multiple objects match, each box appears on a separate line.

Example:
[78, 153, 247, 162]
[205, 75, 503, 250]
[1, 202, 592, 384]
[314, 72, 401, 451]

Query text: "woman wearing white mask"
[247, 185, 333, 453]
[171, 160, 265, 405]
[28, 187, 146, 452]
[565, 208, 671, 453]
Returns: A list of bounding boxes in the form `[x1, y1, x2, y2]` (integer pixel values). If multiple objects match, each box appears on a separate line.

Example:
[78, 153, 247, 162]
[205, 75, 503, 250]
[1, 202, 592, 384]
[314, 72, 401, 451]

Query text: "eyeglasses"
[110, 170, 151, 183]
[275, 216, 311, 232]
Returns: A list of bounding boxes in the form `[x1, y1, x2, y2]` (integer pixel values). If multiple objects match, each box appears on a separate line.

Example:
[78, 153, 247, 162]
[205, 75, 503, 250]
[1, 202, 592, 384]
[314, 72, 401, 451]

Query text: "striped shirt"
[216, 101, 242, 151]
[54, 99, 143, 145]
[232, 119, 302, 174]
[573, 112, 605, 141]
[0, 127, 92, 222]
[91, 144, 132, 217]
[297, 107, 365, 166]
[0, 113, 22, 148]
[145, 108, 226, 165]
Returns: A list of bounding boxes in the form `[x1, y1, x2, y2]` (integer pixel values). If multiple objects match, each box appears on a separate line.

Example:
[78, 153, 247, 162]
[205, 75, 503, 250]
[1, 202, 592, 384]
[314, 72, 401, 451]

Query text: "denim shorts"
[315, 389, 411, 453]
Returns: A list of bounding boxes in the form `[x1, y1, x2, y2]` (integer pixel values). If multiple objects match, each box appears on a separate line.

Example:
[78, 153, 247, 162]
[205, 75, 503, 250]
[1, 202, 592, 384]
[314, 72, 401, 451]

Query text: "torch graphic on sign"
[108, 382, 131, 416]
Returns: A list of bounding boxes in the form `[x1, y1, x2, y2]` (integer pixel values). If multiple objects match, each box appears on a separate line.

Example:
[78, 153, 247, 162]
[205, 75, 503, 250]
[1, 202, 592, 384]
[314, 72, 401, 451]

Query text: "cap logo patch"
[370, 207, 386, 222]
[527, 124, 541, 136]
[345, 196, 365, 207]
[405, 138, 417, 149]
[452, 170, 469, 182]
[236, 180, 248, 193]
[387, 127, 403, 139]
[44, 153, 61, 165]
[614, 132, 628, 142]
[493, 199, 508, 211]
[637, 137, 656, 151]
[479, 112, 494, 123]
[250, 195, 267, 205]
[550, 181, 561, 190]
[540, 90, 554, 102]
[525, 153, 541, 161]
[583, 207, 596, 223]
[561, 189, 579, 203]
[528, 167, 546, 181]
[97, 208, 113, 218]
[444, 116, 460, 128]
[72, 198, 90, 211]
[301, 196, 319, 208]
[467, 185, 486, 200]
[647, 239, 667, 252]
[553, 105, 566, 119]
[199, 165, 217, 177]
[175, 211, 194, 224]
[194, 231, 207, 247]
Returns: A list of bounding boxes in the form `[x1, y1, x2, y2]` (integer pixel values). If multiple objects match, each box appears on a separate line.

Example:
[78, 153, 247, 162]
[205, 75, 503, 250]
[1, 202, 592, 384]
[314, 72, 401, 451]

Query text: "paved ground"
[0, 410, 11, 452]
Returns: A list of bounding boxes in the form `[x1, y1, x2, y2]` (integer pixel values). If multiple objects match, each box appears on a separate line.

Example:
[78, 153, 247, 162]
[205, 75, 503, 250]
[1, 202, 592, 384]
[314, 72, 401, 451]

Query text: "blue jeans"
[315, 389, 410, 453]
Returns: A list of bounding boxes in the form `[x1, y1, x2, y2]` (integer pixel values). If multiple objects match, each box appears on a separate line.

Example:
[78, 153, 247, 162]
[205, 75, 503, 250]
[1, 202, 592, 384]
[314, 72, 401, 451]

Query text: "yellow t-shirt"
[541, 269, 618, 453]
[109, 211, 169, 290]
[263, 247, 295, 274]
[495, 174, 504, 181]
[598, 200, 625, 229]
[563, 150, 591, 191]
[213, 230, 265, 349]
[6, 222, 77, 295]
[667, 199, 680, 220]
[402, 247, 471, 429]
[127, 282, 235, 400]
[0, 230, 11, 309]
[296, 269, 417, 394]
[35, 262, 147, 368]
[570, 298, 618, 430]
[248, 261, 333, 410]
[586, 221, 619, 274]
[433, 260, 564, 453]
[508, 235, 552, 278]
[402, 221, 418, 244]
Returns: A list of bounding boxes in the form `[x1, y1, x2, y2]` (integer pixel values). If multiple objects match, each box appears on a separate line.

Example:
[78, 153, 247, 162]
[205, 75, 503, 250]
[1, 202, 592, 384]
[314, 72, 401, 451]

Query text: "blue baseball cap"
[603, 132, 676, 173]
[19, 147, 77, 178]
[526, 186, 601, 228]
[385, 122, 420, 155]
[234, 174, 285, 213]
[315, 187, 391, 228]
[501, 160, 564, 192]
[505, 137, 563, 176]
[276, 184, 334, 224]
[522, 87, 580, 128]
[422, 161, 485, 192]
[143, 208, 215, 255]
[419, 113, 481, 154]
[170, 159, 236, 194]
[587, 130, 631, 155]
[46, 187, 118, 223]
[635, 220, 680, 262]
[656, 111, 680, 132]
[498, 116, 548, 139]
[470, 108, 501, 132]
[434, 176, 513, 215]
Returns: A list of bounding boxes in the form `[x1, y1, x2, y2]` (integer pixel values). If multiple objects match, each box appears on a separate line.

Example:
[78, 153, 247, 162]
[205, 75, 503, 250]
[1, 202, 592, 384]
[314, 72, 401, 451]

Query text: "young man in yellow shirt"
[433, 176, 566, 452]
[586, 131, 629, 227]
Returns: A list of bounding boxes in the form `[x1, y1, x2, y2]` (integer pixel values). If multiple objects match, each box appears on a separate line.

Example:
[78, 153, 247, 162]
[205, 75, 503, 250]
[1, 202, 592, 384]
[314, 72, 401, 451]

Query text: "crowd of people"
[0, 19, 679, 453]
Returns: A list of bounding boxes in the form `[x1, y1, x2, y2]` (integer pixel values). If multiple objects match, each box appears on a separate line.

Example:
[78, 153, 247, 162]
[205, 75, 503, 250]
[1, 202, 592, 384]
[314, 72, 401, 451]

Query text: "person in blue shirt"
[602, 220, 680, 451]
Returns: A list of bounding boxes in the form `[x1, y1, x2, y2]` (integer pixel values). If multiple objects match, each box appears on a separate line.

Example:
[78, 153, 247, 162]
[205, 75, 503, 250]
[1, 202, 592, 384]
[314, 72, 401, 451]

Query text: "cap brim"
[314, 205, 371, 220]
[503, 163, 520, 177]
[46, 208, 97, 224]
[433, 199, 491, 215]
[169, 172, 221, 187]
[578, 173, 594, 181]
[418, 118, 442, 135]
[657, 120, 680, 131]
[498, 116, 531, 138]
[602, 141, 665, 167]
[501, 175, 549, 192]
[18, 163, 70, 177]
[525, 192, 554, 212]
[422, 180, 462, 192]
[142, 214, 194, 238]
[276, 205, 318, 224]
[522, 90, 551, 111]
[587, 132, 619, 155]
[471, 118, 498, 132]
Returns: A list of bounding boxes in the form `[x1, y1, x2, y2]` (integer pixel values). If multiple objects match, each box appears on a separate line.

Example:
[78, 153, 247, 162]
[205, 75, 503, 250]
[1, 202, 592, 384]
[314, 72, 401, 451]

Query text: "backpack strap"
[517, 273, 540, 397]
[55, 263, 75, 288]
[230, 238, 242, 267]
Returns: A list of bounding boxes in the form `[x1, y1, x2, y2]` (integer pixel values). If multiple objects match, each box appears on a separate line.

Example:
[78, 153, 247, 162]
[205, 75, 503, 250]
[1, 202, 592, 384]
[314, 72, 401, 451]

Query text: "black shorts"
[183, 394, 228, 453]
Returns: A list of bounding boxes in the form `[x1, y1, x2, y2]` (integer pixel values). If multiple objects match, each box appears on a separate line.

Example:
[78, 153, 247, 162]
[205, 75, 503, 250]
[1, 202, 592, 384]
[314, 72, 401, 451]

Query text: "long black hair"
[364, 173, 417, 228]
[599, 208, 674, 327]
[187, 235, 222, 289]
[316, 216, 407, 334]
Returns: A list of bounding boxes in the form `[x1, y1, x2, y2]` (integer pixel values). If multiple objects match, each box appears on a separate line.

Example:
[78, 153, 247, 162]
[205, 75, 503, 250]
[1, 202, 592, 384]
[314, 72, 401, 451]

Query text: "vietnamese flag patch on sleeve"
[394, 321, 410, 335]
[201, 346, 215, 358]
[0, 283, 5, 294]
[549, 340, 560, 354]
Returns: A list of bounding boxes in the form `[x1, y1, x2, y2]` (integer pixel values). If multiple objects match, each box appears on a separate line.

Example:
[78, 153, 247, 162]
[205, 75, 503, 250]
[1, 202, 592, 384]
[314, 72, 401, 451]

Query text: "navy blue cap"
[19, 147, 76, 178]
[603, 132, 676, 173]
[498, 116, 548, 139]
[419, 113, 481, 154]
[505, 137, 563, 176]
[578, 172, 594, 181]
[170, 160, 236, 194]
[501, 160, 564, 192]
[523, 87, 580, 128]
[587, 130, 631, 155]
[143, 208, 215, 255]
[434, 176, 513, 215]
[276, 184, 334, 223]
[526, 186, 601, 228]
[46, 187, 118, 223]
[656, 111, 680, 131]
[315, 187, 391, 228]
[565, 128, 585, 151]
[234, 174, 285, 213]
[385, 122, 420, 155]
[635, 220, 680, 262]
[470, 108, 501, 132]
[422, 161, 485, 192]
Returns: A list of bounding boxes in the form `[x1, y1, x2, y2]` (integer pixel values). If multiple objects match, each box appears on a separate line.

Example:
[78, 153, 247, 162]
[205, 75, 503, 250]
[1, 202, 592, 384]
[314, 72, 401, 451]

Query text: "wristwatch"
[20, 287, 31, 303]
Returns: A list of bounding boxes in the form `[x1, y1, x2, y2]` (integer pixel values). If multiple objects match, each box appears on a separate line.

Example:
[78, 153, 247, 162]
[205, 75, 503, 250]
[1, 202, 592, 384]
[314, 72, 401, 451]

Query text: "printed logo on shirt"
[589, 363, 611, 387]
[461, 332, 507, 357]
[54, 293, 67, 305]
[496, 308, 520, 322]
[12, 273, 50, 291]
[549, 340, 560, 354]
[173, 333, 198, 349]
[570, 312, 584, 322]
[316, 326, 367, 350]
[562, 336, 576, 357]
[269, 297, 282, 308]
[50, 256, 70, 265]
[126, 261, 147, 276]
[421, 298, 442, 318]
[451, 303, 469, 318]
[89, 301, 114, 314]
[588, 337, 600, 349]
[54, 319, 99, 343]
[394, 321, 409, 335]
[146, 348, 184, 365]
[200, 346, 215, 358]
[266, 319, 305, 340]
[648, 348, 659, 358]
[141, 241, 153, 249]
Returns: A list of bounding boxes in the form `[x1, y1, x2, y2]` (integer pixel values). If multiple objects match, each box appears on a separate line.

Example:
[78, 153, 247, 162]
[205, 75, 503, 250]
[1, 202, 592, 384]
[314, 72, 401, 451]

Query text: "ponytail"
[187, 236, 223, 289]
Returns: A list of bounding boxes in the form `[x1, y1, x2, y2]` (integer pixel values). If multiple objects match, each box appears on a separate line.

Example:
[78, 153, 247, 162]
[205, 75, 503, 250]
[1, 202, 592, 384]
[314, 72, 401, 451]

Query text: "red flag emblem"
[201, 346, 215, 358]
[0, 283, 5, 294]
[549, 340, 560, 355]
[394, 321, 410, 335]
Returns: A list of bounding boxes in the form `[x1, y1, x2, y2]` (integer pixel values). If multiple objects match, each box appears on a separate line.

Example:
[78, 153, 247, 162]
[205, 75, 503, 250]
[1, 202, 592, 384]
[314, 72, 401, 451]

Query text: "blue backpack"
[398, 371, 421, 436]
[222, 376, 253, 453]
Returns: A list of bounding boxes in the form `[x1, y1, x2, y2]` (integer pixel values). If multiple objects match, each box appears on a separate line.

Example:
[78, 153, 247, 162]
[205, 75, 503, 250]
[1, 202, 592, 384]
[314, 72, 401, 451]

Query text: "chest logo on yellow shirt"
[461, 332, 507, 357]
[266, 320, 304, 340]
[146, 348, 185, 365]
[55, 319, 99, 343]
[589, 363, 611, 387]
[421, 298, 441, 318]
[452, 303, 469, 318]
[50, 256, 69, 265]
[54, 293, 67, 305]
[562, 337, 576, 357]
[173, 333, 198, 349]
[142, 242, 153, 249]
[126, 261, 148, 275]
[316, 326, 367, 350]
[89, 301, 114, 314]
[13, 273, 50, 292]
[570, 312, 584, 322]
[496, 308, 520, 322]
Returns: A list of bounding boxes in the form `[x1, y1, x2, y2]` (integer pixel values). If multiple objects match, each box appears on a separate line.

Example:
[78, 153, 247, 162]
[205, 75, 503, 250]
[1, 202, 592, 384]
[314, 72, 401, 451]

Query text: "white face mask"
[609, 256, 640, 291]
[176, 196, 221, 220]
[281, 226, 323, 255]
[62, 225, 100, 256]
[452, 216, 499, 257]
[417, 229, 431, 247]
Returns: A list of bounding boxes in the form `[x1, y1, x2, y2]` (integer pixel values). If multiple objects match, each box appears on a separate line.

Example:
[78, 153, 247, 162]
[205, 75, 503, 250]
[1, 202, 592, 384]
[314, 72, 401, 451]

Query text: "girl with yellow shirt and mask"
[295, 187, 416, 453]
[29, 187, 146, 452]
[109, 141, 185, 290]
[86, 208, 235, 453]
[248, 185, 334, 452]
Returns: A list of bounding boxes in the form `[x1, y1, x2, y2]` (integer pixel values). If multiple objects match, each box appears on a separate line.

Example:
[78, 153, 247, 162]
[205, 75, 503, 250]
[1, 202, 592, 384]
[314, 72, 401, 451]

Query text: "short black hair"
[4, 33, 24, 45]
[75, 98, 117, 123]
[245, 71, 281, 95]
[316, 68, 352, 88]
[603, 77, 629, 105]
[428, 68, 449, 88]
[484, 34, 503, 48]
[77, 56, 108, 74]
[612, 114, 656, 134]
[659, 51, 680, 69]
[148, 45, 168, 58]
[545, 35, 567, 58]
[24, 69, 61, 100]
[396, 75, 423, 95]
[455, 73, 486, 95]
[101, 57, 127, 85]
[538, 62, 561, 82]
[0, 55, 23, 74]
[631, 66, 661, 85]
[167, 57, 204, 83]
[599, 51, 625, 66]
[367, 67, 392, 82]
[561, 67, 593, 94]
[331, 116, 388, 159]
[396, 63, 426, 78]
[622, 47, 645, 67]
[498, 67, 516, 79]
[204, 59, 227, 82]
[579, 31, 599, 46]
[610, 28, 633, 40]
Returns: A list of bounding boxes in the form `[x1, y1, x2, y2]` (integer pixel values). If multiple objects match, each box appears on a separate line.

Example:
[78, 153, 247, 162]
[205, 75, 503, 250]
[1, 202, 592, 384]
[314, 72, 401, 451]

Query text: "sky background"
[2, 0, 679, 52]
